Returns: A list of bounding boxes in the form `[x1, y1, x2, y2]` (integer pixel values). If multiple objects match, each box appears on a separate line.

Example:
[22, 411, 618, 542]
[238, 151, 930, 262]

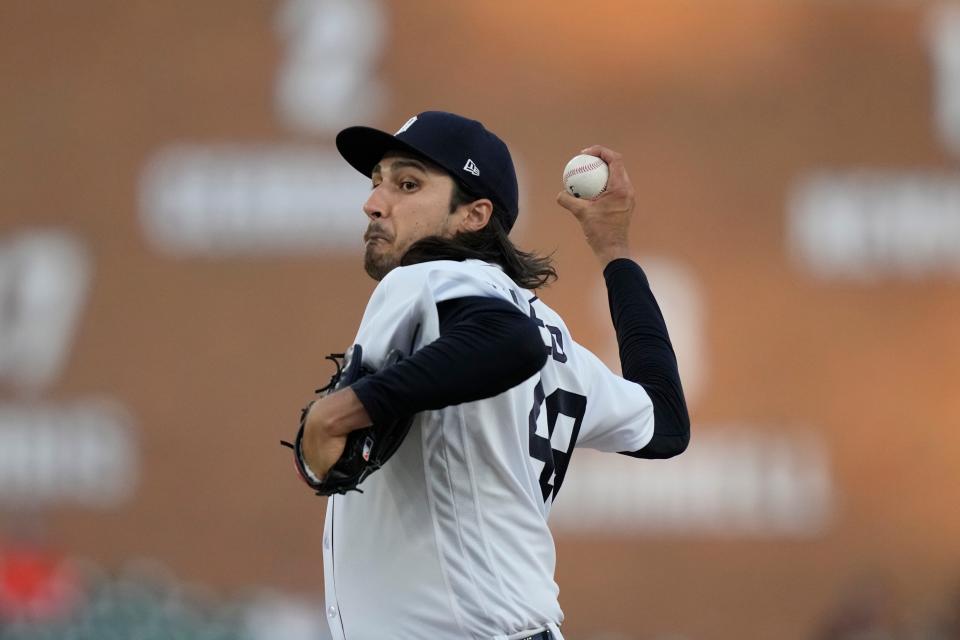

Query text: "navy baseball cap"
[336, 111, 520, 232]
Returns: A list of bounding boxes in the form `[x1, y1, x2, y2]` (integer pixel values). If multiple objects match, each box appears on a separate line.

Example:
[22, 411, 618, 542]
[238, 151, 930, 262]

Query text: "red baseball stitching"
[564, 159, 606, 181]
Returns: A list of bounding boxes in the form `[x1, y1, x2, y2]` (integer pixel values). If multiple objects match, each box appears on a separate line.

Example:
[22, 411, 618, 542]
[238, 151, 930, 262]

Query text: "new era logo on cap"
[463, 159, 480, 176]
[395, 116, 417, 135]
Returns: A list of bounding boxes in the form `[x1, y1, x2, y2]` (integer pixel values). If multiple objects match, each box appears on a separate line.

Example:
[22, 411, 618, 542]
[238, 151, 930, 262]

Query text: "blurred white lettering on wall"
[0, 232, 90, 394]
[788, 171, 960, 280]
[0, 401, 137, 508]
[275, 0, 387, 134]
[139, 0, 394, 257]
[929, 3, 960, 158]
[139, 145, 369, 256]
[551, 427, 832, 537]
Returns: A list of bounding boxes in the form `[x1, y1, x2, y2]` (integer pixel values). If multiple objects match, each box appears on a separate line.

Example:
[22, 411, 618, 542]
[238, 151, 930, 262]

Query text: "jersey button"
[327, 605, 338, 619]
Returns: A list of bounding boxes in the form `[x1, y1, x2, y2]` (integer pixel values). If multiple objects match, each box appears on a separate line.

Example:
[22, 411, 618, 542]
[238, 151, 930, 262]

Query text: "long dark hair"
[400, 181, 558, 290]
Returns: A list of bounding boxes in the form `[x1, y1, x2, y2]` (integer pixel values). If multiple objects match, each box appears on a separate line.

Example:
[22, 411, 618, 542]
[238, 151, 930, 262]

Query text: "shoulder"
[376, 260, 518, 304]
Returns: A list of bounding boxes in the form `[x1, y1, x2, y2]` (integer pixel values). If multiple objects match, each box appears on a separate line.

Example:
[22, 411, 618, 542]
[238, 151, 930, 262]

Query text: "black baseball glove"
[281, 344, 414, 496]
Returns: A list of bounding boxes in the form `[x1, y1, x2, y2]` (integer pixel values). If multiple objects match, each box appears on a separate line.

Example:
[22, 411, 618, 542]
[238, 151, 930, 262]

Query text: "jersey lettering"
[528, 297, 567, 364]
[545, 325, 567, 363]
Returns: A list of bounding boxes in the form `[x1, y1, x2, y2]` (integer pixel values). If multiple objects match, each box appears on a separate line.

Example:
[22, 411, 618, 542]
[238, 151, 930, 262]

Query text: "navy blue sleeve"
[604, 258, 691, 459]
[350, 296, 548, 425]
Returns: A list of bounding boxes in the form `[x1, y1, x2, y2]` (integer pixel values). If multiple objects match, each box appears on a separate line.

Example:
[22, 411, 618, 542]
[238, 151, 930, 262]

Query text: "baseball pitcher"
[283, 111, 690, 640]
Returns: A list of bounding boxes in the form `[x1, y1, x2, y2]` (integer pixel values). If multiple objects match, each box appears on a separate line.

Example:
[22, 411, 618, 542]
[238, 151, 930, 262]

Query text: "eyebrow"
[371, 158, 429, 176]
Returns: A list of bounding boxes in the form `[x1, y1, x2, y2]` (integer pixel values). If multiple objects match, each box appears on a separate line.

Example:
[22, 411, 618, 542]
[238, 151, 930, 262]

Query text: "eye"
[370, 179, 381, 190]
[400, 180, 419, 192]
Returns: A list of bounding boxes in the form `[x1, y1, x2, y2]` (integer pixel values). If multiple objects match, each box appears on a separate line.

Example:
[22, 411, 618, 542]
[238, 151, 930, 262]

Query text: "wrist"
[320, 387, 373, 436]
[594, 246, 632, 268]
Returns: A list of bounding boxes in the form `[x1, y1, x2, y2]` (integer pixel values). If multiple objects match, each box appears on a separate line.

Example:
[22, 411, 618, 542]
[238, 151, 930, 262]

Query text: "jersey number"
[528, 381, 586, 503]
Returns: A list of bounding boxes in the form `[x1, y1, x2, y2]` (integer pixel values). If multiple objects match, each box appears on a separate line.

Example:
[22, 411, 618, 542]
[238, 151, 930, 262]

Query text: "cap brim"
[336, 126, 426, 178]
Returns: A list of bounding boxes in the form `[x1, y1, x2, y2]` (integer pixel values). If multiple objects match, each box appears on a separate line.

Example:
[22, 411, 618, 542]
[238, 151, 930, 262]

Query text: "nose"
[363, 184, 388, 220]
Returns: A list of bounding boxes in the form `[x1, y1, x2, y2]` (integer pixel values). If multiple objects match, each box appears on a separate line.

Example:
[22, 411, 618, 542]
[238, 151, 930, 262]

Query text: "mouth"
[364, 234, 390, 245]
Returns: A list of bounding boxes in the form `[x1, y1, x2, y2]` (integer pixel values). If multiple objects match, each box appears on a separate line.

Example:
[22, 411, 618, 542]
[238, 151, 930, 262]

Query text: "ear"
[457, 198, 494, 233]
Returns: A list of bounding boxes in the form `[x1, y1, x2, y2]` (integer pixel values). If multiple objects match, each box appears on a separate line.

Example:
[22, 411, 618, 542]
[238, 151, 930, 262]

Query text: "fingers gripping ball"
[563, 154, 609, 200]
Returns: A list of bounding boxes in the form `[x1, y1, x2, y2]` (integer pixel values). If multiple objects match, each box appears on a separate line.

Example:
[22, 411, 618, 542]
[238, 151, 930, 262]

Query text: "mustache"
[363, 226, 392, 242]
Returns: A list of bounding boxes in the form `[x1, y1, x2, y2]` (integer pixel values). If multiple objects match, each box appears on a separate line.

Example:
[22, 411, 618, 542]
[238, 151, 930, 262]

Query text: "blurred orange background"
[1, 1, 959, 639]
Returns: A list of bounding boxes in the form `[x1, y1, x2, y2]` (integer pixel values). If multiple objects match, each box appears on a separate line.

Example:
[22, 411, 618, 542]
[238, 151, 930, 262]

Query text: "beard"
[363, 241, 400, 281]
[362, 223, 400, 280]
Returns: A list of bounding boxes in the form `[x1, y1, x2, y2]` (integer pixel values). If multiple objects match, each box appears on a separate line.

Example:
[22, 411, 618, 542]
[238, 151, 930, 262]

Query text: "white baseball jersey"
[322, 259, 655, 640]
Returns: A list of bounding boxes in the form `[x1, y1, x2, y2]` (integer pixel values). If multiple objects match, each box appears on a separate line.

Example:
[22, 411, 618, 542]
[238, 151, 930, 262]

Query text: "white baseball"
[563, 154, 609, 200]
